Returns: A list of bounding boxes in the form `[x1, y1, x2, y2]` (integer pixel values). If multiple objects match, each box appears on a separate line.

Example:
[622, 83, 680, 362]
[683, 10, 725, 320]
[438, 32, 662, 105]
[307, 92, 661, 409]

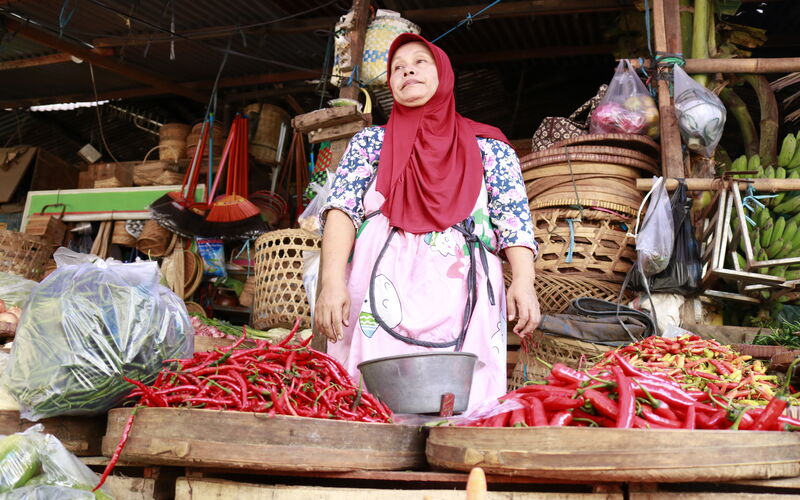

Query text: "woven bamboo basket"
[503, 268, 626, 315]
[111, 221, 137, 246]
[524, 144, 660, 168]
[239, 275, 255, 308]
[136, 220, 174, 258]
[510, 331, 614, 389]
[549, 133, 661, 159]
[531, 209, 636, 282]
[244, 104, 290, 165]
[521, 152, 657, 175]
[252, 229, 321, 330]
[0, 230, 52, 281]
[184, 301, 206, 316]
[159, 123, 191, 162]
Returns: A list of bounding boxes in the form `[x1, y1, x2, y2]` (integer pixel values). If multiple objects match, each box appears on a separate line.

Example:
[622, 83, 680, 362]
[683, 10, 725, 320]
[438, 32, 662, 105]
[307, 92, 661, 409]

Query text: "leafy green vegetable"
[752, 320, 800, 349]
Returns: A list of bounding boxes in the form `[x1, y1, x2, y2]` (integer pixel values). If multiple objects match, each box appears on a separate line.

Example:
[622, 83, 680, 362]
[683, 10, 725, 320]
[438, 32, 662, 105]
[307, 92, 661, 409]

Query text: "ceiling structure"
[0, 0, 796, 165]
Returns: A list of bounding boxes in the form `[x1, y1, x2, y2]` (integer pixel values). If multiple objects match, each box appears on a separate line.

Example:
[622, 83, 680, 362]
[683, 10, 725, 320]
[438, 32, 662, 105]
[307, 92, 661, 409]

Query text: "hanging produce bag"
[673, 65, 726, 157]
[590, 60, 659, 138]
[0, 425, 112, 498]
[627, 181, 702, 294]
[633, 177, 674, 276]
[3, 259, 193, 420]
[361, 10, 421, 87]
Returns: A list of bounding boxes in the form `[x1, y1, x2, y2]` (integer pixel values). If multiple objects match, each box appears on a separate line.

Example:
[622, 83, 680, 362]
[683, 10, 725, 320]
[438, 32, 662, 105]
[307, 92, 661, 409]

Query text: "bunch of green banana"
[779, 132, 800, 169]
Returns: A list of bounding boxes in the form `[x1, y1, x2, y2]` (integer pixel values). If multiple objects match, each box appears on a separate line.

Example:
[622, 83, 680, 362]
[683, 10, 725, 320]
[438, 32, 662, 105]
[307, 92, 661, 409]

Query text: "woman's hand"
[506, 278, 541, 338]
[315, 278, 351, 342]
[504, 246, 541, 339]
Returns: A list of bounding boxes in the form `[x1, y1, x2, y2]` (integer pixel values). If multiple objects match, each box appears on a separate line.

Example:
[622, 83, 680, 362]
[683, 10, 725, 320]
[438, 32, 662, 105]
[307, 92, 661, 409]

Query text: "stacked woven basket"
[510, 133, 662, 389]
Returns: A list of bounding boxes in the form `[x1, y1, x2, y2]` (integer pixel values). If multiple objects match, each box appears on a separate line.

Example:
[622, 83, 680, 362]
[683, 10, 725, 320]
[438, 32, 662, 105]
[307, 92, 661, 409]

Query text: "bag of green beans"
[2, 259, 193, 421]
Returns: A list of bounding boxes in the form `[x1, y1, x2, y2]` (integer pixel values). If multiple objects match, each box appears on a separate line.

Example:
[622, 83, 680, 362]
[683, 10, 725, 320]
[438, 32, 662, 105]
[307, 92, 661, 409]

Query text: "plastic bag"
[3, 259, 193, 420]
[0, 425, 112, 498]
[628, 181, 702, 294]
[298, 173, 334, 236]
[634, 177, 674, 276]
[197, 238, 226, 278]
[673, 65, 726, 157]
[0, 272, 37, 309]
[303, 250, 321, 319]
[0, 351, 19, 411]
[590, 60, 660, 138]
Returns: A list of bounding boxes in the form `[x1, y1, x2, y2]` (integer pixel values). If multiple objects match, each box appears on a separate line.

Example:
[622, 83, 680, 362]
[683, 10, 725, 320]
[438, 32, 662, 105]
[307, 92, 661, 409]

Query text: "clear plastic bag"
[634, 177, 675, 276]
[0, 272, 37, 308]
[302, 250, 320, 320]
[3, 259, 193, 420]
[673, 65, 727, 157]
[590, 60, 660, 138]
[0, 425, 112, 498]
[298, 173, 334, 236]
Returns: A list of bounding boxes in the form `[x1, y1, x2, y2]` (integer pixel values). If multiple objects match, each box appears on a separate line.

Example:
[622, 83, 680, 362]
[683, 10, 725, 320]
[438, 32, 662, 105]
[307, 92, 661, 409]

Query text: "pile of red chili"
[462, 337, 800, 431]
[123, 322, 392, 423]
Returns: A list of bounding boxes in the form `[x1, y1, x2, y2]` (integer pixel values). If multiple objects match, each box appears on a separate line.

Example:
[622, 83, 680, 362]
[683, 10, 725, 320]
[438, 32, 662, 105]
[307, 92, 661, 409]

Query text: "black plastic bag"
[627, 180, 702, 295]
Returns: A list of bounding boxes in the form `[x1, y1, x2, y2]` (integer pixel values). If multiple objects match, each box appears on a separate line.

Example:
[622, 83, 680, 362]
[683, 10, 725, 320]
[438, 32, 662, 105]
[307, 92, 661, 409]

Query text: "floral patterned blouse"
[320, 126, 537, 254]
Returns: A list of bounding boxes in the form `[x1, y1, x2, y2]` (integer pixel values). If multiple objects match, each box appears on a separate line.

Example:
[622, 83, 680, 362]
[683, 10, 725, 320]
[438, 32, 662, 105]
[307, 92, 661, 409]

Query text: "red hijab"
[376, 33, 510, 234]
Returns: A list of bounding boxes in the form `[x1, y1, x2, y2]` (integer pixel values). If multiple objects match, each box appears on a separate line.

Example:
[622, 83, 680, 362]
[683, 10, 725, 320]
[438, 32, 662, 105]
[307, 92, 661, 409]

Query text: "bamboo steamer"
[185, 122, 225, 159]
[159, 123, 191, 162]
[426, 427, 800, 482]
[103, 407, 427, 472]
[520, 152, 658, 175]
[244, 103, 290, 164]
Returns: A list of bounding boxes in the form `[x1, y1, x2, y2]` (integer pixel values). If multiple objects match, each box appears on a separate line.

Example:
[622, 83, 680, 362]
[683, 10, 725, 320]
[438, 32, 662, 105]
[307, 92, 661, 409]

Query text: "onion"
[0, 298, 5, 313]
[0, 312, 18, 326]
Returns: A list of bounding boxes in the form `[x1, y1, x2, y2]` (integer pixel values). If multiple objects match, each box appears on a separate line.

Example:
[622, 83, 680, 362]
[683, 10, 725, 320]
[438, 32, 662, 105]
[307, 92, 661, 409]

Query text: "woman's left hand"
[506, 277, 541, 339]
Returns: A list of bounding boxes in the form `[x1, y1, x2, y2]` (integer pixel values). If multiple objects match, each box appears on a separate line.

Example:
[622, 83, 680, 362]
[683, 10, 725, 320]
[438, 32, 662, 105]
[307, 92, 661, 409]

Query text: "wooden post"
[652, 0, 685, 179]
[339, 0, 372, 101]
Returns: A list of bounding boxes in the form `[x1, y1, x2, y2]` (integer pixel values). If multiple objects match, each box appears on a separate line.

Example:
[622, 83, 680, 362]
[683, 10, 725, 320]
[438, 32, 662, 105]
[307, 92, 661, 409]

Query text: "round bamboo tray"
[531, 193, 641, 217]
[103, 407, 427, 472]
[184, 301, 206, 316]
[521, 152, 657, 175]
[523, 144, 660, 168]
[426, 426, 800, 482]
[522, 162, 644, 182]
[549, 133, 661, 159]
[526, 176, 642, 203]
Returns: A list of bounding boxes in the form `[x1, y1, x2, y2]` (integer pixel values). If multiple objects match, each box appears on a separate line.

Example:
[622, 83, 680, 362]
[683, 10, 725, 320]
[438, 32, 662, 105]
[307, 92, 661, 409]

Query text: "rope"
[565, 218, 575, 264]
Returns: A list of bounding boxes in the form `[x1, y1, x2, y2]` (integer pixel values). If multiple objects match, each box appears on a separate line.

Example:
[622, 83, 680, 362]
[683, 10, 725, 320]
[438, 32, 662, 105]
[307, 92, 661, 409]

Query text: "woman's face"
[389, 42, 439, 108]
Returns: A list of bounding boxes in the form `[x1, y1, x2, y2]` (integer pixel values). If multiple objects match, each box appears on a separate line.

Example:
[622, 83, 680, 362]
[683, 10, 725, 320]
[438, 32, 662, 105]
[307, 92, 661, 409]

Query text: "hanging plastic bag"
[634, 177, 674, 276]
[673, 65, 726, 157]
[298, 173, 335, 236]
[628, 181, 702, 294]
[303, 250, 321, 320]
[3, 260, 193, 420]
[0, 425, 112, 498]
[590, 60, 660, 138]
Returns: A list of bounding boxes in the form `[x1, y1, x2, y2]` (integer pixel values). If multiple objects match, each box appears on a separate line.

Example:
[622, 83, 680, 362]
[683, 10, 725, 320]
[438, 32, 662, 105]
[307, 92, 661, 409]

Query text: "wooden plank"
[291, 106, 365, 133]
[102, 408, 426, 472]
[174, 477, 623, 500]
[103, 476, 156, 500]
[338, 0, 371, 101]
[680, 323, 764, 345]
[0, 48, 113, 70]
[427, 426, 800, 482]
[733, 476, 800, 489]
[630, 494, 799, 500]
[0, 410, 106, 456]
[308, 119, 368, 144]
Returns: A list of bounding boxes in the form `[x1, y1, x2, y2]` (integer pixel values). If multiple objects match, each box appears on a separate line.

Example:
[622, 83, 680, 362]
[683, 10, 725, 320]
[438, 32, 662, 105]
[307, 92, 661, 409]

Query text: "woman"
[315, 33, 540, 408]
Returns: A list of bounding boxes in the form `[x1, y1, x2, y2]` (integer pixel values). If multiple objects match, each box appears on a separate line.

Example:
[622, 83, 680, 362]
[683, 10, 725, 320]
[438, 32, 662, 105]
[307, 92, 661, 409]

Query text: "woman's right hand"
[315, 278, 351, 343]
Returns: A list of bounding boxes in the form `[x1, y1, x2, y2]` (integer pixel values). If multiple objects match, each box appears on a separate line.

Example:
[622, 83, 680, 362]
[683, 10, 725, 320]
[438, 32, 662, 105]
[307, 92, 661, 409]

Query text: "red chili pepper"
[751, 397, 788, 431]
[683, 405, 696, 430]
[94, 409, 137, 491]
[612, 367, 634, 429]
[689, 370, 722, 381]
[583, 389, 618, 419]
[640, 406, 681, 428]
[540, 396, 583, 410]
[550, 363, 589, 384]
[525, 397, 548, 427]
[509, 408, 527, 427]
[549, 411, 573, 427]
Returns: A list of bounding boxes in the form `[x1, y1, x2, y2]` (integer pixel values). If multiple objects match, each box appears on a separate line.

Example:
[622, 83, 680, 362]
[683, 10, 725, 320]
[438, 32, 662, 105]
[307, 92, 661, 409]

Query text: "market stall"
[2, 0, 800, 499]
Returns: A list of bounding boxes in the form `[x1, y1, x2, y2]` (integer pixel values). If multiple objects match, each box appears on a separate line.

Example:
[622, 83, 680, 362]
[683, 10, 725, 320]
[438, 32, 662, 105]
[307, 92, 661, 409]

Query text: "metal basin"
[358, 352, 477, 414]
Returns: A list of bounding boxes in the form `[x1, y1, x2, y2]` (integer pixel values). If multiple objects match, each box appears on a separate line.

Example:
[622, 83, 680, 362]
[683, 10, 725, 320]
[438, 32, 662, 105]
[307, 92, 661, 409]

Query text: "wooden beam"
[3, 16, 207, 103]
[0, 48, 114, 70]
[452, 44, 615, 64]
[91, 0, 636, 49]
[631, 57, 800, 74]
[0, 70, 319, 109]
[338, 0, 371, 101]
[653, 0, 685, 178]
